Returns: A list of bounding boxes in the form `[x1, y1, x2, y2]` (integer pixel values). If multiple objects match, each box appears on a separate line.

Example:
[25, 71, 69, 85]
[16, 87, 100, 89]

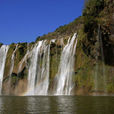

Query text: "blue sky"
[0, 0, 84, 44]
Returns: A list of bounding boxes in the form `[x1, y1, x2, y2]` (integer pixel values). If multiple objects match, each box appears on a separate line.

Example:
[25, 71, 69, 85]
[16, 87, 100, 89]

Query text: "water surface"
[0, 96, 114, 114]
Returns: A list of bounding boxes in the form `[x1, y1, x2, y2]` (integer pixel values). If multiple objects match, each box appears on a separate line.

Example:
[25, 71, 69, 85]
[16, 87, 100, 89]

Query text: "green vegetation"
[14, 43, 27, 66]
[83, 0, 105, 17]
[2, 0, 114, 95]
[0, 43, 3, 48]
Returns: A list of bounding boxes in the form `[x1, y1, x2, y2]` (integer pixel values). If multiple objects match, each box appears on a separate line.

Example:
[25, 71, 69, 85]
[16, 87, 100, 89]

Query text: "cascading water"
[9, 44, 18, 77]
[98, 25, 107, 93]
[0, 45, 9, 94]
[94, 30, 100, 92]
[94, 25, 107, 94]
[26, 41, 43, 95]
[8, 44, 18, 94]
[0, 33, 77, 96]
[26, 40, 50, 95]
[94, 53, 99, 92]
[54, 33, 77, 95]
[35, 41, 50, 95]
[18, 44, 29, 74]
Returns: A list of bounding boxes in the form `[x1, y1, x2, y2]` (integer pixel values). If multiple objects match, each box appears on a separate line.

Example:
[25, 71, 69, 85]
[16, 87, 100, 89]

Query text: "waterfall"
[54, 33, 77, 95]
[94, 25, 107, 94]
[26, 41, 43, 95]
[98, 25, 107, 93]
[94, 56, 99, 92]
[0, 45, 9, 94]
[18, 44, 29, 74]
[9, 44, 18, 77]
[26, 40, 50, 95]
[8, 44, 18, 94]
[35, 41, 50, 95]
[94, 32, 99, 92]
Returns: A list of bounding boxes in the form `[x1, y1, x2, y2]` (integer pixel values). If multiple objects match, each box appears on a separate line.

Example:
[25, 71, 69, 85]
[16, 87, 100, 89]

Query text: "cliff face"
[1, 0, 114, 95]
[73, 0, 114, 95]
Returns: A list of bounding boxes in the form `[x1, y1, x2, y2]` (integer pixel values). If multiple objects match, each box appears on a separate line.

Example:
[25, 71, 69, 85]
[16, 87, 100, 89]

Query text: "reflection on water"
[0, 96, 114, 114]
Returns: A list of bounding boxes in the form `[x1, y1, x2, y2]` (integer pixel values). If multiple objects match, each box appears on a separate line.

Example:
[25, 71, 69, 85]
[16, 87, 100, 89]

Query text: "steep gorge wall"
[1, 30, 114, 95]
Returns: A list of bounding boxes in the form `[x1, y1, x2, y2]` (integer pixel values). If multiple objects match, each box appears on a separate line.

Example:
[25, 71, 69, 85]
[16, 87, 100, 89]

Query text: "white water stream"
[54, 33, 77, 95]
[0, 45, 9, 94]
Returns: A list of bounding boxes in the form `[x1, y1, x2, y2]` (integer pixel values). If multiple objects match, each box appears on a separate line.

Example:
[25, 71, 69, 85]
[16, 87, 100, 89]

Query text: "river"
[0, 96, 114, 114]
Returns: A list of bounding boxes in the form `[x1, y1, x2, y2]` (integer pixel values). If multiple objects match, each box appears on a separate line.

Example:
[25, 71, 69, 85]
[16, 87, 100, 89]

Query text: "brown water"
[0, 96, 114, 114]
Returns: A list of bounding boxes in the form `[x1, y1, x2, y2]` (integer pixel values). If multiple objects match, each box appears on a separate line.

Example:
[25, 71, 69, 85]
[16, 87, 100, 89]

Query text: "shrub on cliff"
[83, 0, 104, 17]
[83, 0, 105, 38]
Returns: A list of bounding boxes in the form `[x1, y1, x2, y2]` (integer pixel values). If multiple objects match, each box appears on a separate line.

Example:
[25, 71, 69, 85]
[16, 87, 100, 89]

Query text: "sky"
[0, 0, 84, 44]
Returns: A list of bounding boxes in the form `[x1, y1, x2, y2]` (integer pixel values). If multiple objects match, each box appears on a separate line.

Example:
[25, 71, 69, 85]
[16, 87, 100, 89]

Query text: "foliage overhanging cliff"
[1, 0, 114, 95]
